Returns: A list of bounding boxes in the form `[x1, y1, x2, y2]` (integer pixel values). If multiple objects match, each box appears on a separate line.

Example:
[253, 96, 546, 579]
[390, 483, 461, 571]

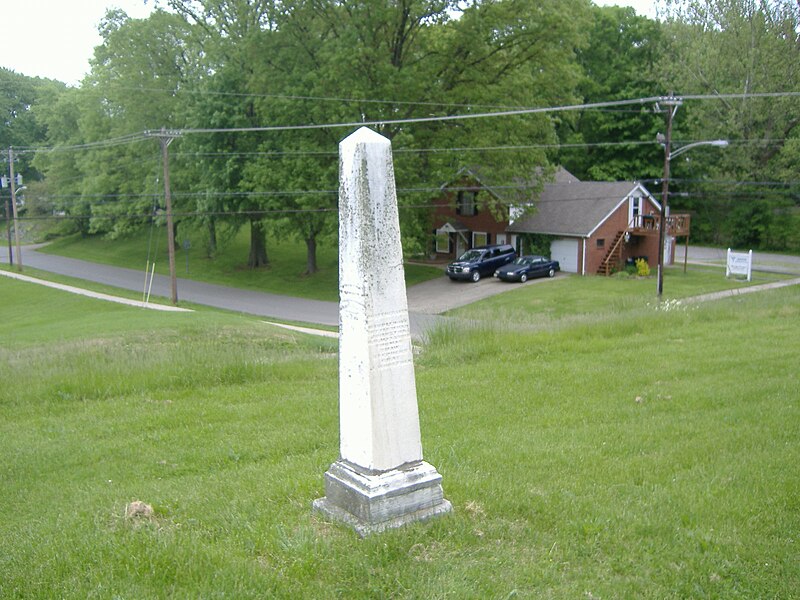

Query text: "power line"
[15, 132, 151, 154]
[18, 188, 793, 223]
[103, 86, 549, 112]
[14, 91, 800, 154]
[176, 92, 800, 135]
[178, 96, 669, 135]
[29, 175, 800, 205]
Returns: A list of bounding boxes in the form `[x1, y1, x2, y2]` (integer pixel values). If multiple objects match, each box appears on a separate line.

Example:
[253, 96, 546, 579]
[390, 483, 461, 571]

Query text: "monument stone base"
[313, 459, 452, 536]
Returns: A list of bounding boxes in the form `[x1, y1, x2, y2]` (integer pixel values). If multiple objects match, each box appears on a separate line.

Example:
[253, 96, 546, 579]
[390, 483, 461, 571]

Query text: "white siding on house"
[550, 238, 579, 273]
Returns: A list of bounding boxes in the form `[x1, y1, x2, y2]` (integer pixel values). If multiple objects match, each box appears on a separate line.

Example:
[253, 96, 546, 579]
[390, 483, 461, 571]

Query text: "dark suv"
[446, 244, 516, 282]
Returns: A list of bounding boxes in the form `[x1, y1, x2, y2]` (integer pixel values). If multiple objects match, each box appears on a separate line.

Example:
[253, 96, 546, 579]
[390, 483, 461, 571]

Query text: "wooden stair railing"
[597, 230, 625, 275]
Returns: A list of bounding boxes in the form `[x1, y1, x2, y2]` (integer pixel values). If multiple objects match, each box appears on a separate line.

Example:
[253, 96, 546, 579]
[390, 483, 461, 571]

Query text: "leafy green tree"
[163, 0, 281, 268]
[30, 87, 94, 234]
[31, 0, 595, 272]
[558, 5, 665, 182]
[33, 9, 200, 239]
[239, 0, 591, 266]
[658, 0, 800, 250]
[0, 69, 64, 200]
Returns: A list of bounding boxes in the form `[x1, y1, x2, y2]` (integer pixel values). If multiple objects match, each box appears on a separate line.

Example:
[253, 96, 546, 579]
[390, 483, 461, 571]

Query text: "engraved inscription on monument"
[369, 311, 412, 369]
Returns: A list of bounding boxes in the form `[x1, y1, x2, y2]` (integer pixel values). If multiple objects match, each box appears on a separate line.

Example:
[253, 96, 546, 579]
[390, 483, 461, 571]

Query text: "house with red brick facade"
[432, 168, 686, 275]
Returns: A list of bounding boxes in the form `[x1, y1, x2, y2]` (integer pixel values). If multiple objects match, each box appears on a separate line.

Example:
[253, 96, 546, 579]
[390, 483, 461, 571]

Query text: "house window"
[435, 232, 450, 253]
[456, 190, 478, 216]
[472, 232, 488, 247]
[630, 196, 643, 225]
[596, 238, 605, 249]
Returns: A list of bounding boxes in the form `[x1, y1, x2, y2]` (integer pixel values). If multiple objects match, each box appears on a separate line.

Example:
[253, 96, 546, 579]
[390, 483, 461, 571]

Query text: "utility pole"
[4, 193, 12, 267]
[8, 147, 23, 272]
[655, 95, 727, 299]
[147, 128, 181, 305]
[656, 94, 682, 299]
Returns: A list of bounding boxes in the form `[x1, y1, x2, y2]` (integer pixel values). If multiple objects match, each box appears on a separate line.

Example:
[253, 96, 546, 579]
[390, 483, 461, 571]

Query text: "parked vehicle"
[446, 244, 516, 282]
[494, 255, 560, 282]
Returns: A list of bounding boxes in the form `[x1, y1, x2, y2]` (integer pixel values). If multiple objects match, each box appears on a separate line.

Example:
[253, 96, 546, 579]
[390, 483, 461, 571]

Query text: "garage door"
[550, 238, 579, 273]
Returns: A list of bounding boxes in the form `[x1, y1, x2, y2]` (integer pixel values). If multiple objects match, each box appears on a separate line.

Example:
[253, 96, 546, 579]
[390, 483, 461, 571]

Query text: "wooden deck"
[597, 213, 692, 275]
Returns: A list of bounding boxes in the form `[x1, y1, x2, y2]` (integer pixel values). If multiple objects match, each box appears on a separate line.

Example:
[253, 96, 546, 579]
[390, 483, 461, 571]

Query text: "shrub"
[635, 258, 651, 277]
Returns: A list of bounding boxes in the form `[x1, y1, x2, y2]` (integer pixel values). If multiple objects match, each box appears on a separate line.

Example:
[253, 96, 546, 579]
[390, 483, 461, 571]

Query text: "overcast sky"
[2, 1, 658, 86]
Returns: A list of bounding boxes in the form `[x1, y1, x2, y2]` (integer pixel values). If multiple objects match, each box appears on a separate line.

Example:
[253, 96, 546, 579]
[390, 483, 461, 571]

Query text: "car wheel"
[548, 268, 556, 278]
[471, 271, 481, 282]
[520, 273, 528, 283]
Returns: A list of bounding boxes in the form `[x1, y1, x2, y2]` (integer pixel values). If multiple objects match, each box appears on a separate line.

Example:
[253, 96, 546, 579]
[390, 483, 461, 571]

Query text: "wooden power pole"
[147, 128, 181, 305]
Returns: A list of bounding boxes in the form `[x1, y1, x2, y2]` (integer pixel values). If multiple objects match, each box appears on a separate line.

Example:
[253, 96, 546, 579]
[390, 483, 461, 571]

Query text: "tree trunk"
[305, 235, 318, 275]
[248, 218, 269, 268]
[206, 218, 217, 257]
[172, 220, 180, 251]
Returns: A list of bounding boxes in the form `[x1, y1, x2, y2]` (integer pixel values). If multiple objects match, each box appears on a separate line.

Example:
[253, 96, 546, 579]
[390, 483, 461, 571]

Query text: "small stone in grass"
[125, 500, 154, 519]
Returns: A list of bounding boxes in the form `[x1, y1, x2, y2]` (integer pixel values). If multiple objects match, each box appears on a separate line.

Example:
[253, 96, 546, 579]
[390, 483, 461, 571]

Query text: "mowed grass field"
[1, 273, 798, 598]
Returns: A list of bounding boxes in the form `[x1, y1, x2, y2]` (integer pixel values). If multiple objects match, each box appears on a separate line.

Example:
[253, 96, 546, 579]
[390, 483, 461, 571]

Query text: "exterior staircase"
[597, 230, 626, 275]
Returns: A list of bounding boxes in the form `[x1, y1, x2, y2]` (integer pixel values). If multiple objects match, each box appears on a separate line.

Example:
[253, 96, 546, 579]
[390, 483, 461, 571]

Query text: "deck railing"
[666, 213, 691, 236]
[628, 213, 691, 236]
[598, 213, 692, 275]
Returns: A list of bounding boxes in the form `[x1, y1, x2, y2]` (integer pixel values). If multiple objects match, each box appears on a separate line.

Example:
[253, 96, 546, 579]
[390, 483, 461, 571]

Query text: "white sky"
[1, 0, 658, 86]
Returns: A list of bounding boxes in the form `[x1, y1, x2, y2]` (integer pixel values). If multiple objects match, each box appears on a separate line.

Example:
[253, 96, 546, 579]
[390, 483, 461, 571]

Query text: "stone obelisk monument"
[313, 127, 451, 535]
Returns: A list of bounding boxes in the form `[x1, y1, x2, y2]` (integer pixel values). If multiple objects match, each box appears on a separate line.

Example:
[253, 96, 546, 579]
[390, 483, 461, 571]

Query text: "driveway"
[407, 272, 563, 314]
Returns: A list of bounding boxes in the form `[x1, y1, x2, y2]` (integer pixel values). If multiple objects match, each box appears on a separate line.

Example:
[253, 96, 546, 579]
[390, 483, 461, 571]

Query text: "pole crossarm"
[144, 128, 183, 143]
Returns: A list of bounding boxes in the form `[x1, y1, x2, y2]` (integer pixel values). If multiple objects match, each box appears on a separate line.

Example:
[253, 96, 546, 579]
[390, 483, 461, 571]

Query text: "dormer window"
[456, 190, 478, 216]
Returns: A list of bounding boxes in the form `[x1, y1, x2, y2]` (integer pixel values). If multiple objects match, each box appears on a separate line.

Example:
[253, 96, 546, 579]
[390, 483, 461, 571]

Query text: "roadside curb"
[682, 277, 800, 304]
[262, 321, 339, 338]
[0, 269, 193, 312]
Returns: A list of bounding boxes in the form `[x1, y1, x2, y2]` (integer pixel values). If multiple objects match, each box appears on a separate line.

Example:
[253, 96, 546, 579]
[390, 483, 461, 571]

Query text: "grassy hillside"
[1, 275, 798, 598]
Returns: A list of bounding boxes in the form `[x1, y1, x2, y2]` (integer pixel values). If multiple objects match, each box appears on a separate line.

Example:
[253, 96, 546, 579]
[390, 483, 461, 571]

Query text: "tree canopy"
[4, 0, 798, 263]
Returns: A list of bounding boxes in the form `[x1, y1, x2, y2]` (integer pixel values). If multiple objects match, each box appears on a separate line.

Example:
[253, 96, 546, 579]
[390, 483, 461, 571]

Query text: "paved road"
[6, 244, 795, 337]
[676, 246, 800, 275]
[4, 244, 341, 323]
[0, 244, 548, 338]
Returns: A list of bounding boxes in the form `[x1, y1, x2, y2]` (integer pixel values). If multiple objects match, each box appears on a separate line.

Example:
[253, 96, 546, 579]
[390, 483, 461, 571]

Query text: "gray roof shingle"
[508, 181, 642, 237]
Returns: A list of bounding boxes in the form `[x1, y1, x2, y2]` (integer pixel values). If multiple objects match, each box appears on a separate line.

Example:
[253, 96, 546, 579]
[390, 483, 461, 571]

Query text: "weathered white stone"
[337, 126, 422, 472]
[314, 460, 452, 536]
[314, 127, 451, 535]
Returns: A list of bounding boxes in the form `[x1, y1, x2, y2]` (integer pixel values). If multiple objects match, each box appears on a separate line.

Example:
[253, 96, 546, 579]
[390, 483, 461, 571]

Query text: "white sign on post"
[726, 248, 753, 281]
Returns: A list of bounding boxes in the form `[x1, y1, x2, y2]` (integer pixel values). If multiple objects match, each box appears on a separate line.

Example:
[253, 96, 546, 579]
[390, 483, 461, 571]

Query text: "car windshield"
[457, 249, 484, 261]
[513, 257, 532, 265]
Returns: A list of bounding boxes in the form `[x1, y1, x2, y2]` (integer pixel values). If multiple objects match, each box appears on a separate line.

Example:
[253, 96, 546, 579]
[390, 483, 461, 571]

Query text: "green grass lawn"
[1, 274, 798, 598]
[38, 226, 443, 302]
[448, 266, 793, 327]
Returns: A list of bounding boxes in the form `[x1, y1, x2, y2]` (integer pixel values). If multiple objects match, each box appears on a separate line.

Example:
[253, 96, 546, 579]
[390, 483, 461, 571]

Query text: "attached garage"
[550, 238, 580, 273]
[508, 177, 661, 276]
